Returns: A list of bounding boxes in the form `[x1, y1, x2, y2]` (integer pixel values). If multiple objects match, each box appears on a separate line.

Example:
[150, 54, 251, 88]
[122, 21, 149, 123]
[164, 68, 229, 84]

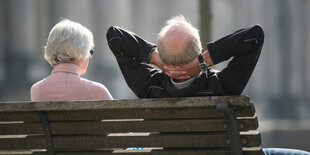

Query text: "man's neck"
[171, 76, 197, 89]
[173, 78, 189, 83]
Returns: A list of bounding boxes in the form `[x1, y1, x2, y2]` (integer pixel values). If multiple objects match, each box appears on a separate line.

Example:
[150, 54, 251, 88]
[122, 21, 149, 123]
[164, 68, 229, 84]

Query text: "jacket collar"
[163, 72, 208, 97]
[52, 63, 82, 75]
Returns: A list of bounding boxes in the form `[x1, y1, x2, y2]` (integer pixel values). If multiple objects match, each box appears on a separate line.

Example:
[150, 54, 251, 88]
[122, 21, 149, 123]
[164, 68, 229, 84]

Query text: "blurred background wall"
[0, 0, 309, 151]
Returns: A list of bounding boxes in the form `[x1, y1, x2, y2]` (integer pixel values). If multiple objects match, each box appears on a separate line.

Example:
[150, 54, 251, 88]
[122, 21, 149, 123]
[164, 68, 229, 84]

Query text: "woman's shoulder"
[80, 78, 104, 87]
[31, 77, 49, 91]
[30, 77, 51, 101]
[80, 78, 113, 100]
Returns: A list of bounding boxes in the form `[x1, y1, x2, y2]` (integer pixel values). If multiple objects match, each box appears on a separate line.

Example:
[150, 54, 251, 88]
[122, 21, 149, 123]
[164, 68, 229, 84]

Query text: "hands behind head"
[164, 60, 200, 80]
[150, 48, 205, 80]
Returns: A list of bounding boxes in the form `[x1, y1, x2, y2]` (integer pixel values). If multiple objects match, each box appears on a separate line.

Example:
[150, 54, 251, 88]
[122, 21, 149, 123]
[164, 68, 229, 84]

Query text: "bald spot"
[162, 27, 190, 54]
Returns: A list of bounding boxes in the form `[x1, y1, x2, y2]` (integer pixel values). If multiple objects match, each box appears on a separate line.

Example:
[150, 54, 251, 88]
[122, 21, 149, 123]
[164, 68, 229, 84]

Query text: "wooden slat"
[0, 135, 46, 150]
[0, 117, 257, 135]
[235, 102, 256, 117]
[0, 148, 262, 155]
[241, 132, 261, 147]
[48, 108, 224, 120]
[0, 148, 263, 155]
[243, 147, 263, 155]
[48, 117, 257, 134]
[0, 122, 43, 134]
[50, 119, 224, 134]
[0, 96, 250, 112]
[45, 108, 253, 121]
[51, 132, 260, 149]
[54, 149, 229, 155]
[0, 150, 47, 155]
[53, 133, 228, 149]
[46, 108, 223, 120]
[0, 112, 40, 121]
[0, 107, 255, 122]
[238, 116, 259, 131]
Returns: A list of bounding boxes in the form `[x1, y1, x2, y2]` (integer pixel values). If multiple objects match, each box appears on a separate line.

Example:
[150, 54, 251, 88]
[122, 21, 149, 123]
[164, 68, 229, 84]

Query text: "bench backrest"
[0, 96, 262, 155]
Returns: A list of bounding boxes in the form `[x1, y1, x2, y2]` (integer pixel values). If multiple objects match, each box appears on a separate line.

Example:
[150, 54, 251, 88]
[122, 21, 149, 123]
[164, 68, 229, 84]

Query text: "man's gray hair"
[44, 19, 94, 66]
[156, 16, 202, 65]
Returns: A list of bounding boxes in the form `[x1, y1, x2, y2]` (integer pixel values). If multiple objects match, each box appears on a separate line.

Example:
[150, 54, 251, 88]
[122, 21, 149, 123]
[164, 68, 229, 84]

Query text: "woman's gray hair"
[44, 19, 94, 66]
[157, 15, 202, 65]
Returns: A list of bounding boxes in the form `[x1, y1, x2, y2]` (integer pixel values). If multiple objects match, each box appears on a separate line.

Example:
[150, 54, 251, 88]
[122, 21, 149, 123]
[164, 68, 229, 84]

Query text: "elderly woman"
[31, 19, 113, 101]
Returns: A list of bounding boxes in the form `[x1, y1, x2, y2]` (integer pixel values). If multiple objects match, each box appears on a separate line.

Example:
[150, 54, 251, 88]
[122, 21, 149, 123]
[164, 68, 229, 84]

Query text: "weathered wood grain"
[0, 149, 46, 155]
[49, 132, 259, 149]
[0, 96, 261, 155]
[0, 117, 258, 135]
[52, 133, 228, 149]
[0, 112, 40, 121]
[0, 147, 263, 155]
[0, 108, 224, 121]
[243, 147, 264, 155]
[52, 117, 256, 134]
[0, 122, 43, 134]
[240, 131, 262, 147]
[48, 118, 258, 134]
[0, 96, 250, 112]
[0, 107, 254, 121]
[0, 135, 46, 150]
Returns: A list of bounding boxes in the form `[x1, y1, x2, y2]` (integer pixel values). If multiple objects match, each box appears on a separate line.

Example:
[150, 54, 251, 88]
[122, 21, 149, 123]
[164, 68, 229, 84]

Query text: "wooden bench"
[0, 96, 262, 155]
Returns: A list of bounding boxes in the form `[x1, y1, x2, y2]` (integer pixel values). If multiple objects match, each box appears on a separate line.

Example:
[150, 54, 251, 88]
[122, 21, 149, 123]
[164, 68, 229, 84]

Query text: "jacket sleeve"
[206, 25, 264, 95]
[106, 26, 155, 63]
[106, 26, 162, 98]
[207, 24, 264, 65]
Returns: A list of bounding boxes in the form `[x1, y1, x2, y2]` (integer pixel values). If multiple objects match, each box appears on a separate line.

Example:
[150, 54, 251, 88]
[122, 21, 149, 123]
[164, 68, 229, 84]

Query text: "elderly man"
[106, 16, 310, 155]
[106, 16, 263, 98]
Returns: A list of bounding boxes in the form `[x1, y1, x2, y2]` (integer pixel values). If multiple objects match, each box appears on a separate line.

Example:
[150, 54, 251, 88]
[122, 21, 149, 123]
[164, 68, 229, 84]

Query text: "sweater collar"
[170, 76, 197, 89]
[52, 63, 82, 75]
[163, 72, 208, 97]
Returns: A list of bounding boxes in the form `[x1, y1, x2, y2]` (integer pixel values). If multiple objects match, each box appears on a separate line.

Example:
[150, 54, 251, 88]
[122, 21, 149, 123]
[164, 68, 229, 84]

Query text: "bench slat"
[0, 112, 40, 121]
[243, 147, 264, 155]
[47, 108, 224, 120]
[53, 133, 227, 149]
[51, 132, 259, 149]
[0, 132, 260, 150]
[53, 148, 262, 155]
[0, 147, 263, 155]
[46, 106, 253, 120]
[50, 117, 257, 134]
[0, 107, 254, 122]
[0, 96, 250, 112]
[0, 117, 258, 135]
[50, 118, 258, 134]
[0, 135, 46, 150]
[238, 117, 259, 131]
[0, 150, 46, 155]
[241, 132, 262, 147]
[0, 122, 43, 134]
[52, 149, 229, 155]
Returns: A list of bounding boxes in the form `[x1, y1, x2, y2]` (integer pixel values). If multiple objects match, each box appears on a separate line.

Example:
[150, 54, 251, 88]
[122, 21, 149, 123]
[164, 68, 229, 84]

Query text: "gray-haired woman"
[31, 19, 113, 101]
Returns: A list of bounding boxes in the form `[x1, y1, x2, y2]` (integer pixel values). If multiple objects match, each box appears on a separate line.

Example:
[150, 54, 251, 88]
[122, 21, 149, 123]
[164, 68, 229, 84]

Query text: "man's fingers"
[165, 70, 190, 79]
[169, 70, 186, 74]
[164, 65, 183, 71]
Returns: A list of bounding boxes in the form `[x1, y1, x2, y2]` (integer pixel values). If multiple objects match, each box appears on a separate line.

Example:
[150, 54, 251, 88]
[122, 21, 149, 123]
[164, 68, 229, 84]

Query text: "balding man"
[106, 16, 264, 98]
[105, 16, 310, 155]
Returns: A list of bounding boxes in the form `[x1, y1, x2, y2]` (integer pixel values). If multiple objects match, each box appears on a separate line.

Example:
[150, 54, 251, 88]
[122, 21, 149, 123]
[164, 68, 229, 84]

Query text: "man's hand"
[176, 58, 200, 77]
[176, 50, 214, 77]
[150, 48, 190, 80]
